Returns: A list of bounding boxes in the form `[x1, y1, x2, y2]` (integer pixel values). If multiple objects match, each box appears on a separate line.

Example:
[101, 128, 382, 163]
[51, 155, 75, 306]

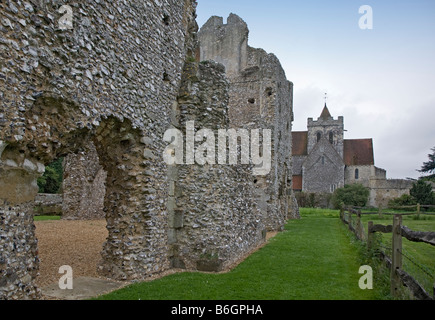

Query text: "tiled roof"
[343, 139, 374, 166]
[292, 131, 308, 156]
[292, 175, 303, 190]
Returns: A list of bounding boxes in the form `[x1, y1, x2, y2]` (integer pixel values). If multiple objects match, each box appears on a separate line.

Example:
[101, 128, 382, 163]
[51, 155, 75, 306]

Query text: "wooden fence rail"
[340, 206, 435, 300]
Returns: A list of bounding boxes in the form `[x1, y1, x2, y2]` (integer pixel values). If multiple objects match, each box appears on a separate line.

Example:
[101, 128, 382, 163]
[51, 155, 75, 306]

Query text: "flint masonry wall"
[169, 59, 265, 272]
[368, 179, 414, 208]
[0, 1, 296, 300]
[62, 141, 106, 220]
[1, 0, 197, 299]
[198, 14, 300, 229]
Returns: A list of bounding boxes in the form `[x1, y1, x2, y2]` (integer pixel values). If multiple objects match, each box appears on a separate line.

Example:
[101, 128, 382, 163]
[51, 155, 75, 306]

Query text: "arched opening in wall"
[0, 96, 163, 299]
[329, 132, 334, 144]
[34, 142, 110, 289]
[355, 168, 359, 180]
[317, 132, 322, 142]
[248, 98, 255, 104]
[15, 98, 110, 290]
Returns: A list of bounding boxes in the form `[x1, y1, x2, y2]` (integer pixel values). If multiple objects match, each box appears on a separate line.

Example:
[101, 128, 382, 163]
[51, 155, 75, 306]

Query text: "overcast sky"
[196, 0, 435, 180]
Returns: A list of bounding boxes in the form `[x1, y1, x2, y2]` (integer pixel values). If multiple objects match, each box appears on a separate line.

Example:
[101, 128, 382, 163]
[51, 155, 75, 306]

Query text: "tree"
[331, 184, 370, 209]
[410, 180, 434, 205]
[37, 158, 64, 194]
[419, 147, 435, 181]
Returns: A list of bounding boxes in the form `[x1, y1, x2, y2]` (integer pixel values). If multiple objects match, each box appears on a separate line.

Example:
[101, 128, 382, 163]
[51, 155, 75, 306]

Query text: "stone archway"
[0, 95, 170, 299]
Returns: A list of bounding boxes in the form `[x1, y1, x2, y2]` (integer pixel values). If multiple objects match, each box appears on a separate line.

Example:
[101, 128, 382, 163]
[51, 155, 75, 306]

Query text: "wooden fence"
[340, 206, 435, 300]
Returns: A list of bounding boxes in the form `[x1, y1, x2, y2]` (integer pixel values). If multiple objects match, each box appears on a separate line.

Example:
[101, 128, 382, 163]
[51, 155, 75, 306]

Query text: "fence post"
[378, 205, 383, 219]
[417, 203, 421, 219]
[357, 210, 364, 240]
[390, 214, 403, 297]
[367, 221, 374, 251]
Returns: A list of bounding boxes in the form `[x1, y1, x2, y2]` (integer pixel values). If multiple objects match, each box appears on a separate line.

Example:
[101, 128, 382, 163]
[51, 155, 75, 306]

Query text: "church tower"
[307, 104, 344, 157]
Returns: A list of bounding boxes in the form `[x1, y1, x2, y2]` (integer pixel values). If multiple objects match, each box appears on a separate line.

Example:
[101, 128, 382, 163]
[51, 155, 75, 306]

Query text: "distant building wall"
[369, 179, 414, 208]
[345, 165, 373, 187]
[34, 193, 62, 216]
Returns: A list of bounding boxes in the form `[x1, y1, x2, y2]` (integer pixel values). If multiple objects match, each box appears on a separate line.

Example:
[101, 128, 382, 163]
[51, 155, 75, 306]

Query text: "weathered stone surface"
[1, 0, 198, 299]
[62, 141, 106, 220]
[34, 193, 62, 216]
[0, 3, 298, 300]
[198, 14, 300, 231]
[167, 58, 266, 271]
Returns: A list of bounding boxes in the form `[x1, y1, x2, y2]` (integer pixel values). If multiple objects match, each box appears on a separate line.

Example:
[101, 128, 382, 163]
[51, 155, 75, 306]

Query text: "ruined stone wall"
[0, 203, 39, 300]
[1, 0, 197, 299]
[62, 141, 106, 220]
[169, 60, 265, 272]
[1, 1, 295, 300]
[368, 179, 414, 208]
[198, 14, 299, 231]
[34, 193, 62, 216]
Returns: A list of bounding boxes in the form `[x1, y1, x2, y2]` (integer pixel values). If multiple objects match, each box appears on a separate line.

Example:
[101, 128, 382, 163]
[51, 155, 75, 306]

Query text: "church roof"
[343, 139, 374, 166]
[292, 131, 308, 156]
[320, 104, 332, 119]
[292, 175, 303, 190]
[292, 133, 375, 166]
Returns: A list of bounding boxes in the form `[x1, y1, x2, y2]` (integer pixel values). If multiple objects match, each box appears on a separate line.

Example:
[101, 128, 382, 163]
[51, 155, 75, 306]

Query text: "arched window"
[355, 168, 359, 180]
[329, 132, 334, 144]
[317, 132, 322, 142]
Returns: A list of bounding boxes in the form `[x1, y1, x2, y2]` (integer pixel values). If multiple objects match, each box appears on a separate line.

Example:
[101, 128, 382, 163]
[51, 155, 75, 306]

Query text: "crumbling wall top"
[199, 14, 249, 76]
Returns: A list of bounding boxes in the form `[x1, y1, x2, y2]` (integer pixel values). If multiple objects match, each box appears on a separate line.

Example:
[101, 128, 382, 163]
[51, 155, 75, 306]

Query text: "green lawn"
[95, 208, 388, 300]
[358, 213, 435, 295]
[34, 215, 61, 221]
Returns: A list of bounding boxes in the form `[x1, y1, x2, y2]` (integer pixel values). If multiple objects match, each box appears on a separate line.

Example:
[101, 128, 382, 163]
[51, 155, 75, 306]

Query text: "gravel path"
[34, 219, 278, 291]
[34, 220, 108, 288]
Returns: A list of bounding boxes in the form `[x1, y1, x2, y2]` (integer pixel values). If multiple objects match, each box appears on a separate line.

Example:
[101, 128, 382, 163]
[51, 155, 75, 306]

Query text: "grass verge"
[95, 209, 389, 300]
[34, 215, 61, 221]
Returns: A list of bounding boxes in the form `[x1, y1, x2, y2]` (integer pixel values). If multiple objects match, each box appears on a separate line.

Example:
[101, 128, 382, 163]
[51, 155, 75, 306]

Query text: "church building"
[292, 105, 412, 207]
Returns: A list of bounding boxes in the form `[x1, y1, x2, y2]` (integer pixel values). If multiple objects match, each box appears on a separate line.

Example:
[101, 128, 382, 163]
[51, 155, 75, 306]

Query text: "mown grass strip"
[96, 209, 387, 300]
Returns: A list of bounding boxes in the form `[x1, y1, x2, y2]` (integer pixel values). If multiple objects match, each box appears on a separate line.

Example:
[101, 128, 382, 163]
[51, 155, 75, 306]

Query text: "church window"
[355, 169, 359, 180]
[322, 156, 325, 165]
[317, 132, 322, 142]
[329, 132, 334, 144]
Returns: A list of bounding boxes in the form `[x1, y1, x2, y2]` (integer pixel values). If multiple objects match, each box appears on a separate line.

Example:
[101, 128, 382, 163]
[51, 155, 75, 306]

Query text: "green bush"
[388, 194, 417, 208]
[37, 158, 64, 194]
[331, 184, 370, 209]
